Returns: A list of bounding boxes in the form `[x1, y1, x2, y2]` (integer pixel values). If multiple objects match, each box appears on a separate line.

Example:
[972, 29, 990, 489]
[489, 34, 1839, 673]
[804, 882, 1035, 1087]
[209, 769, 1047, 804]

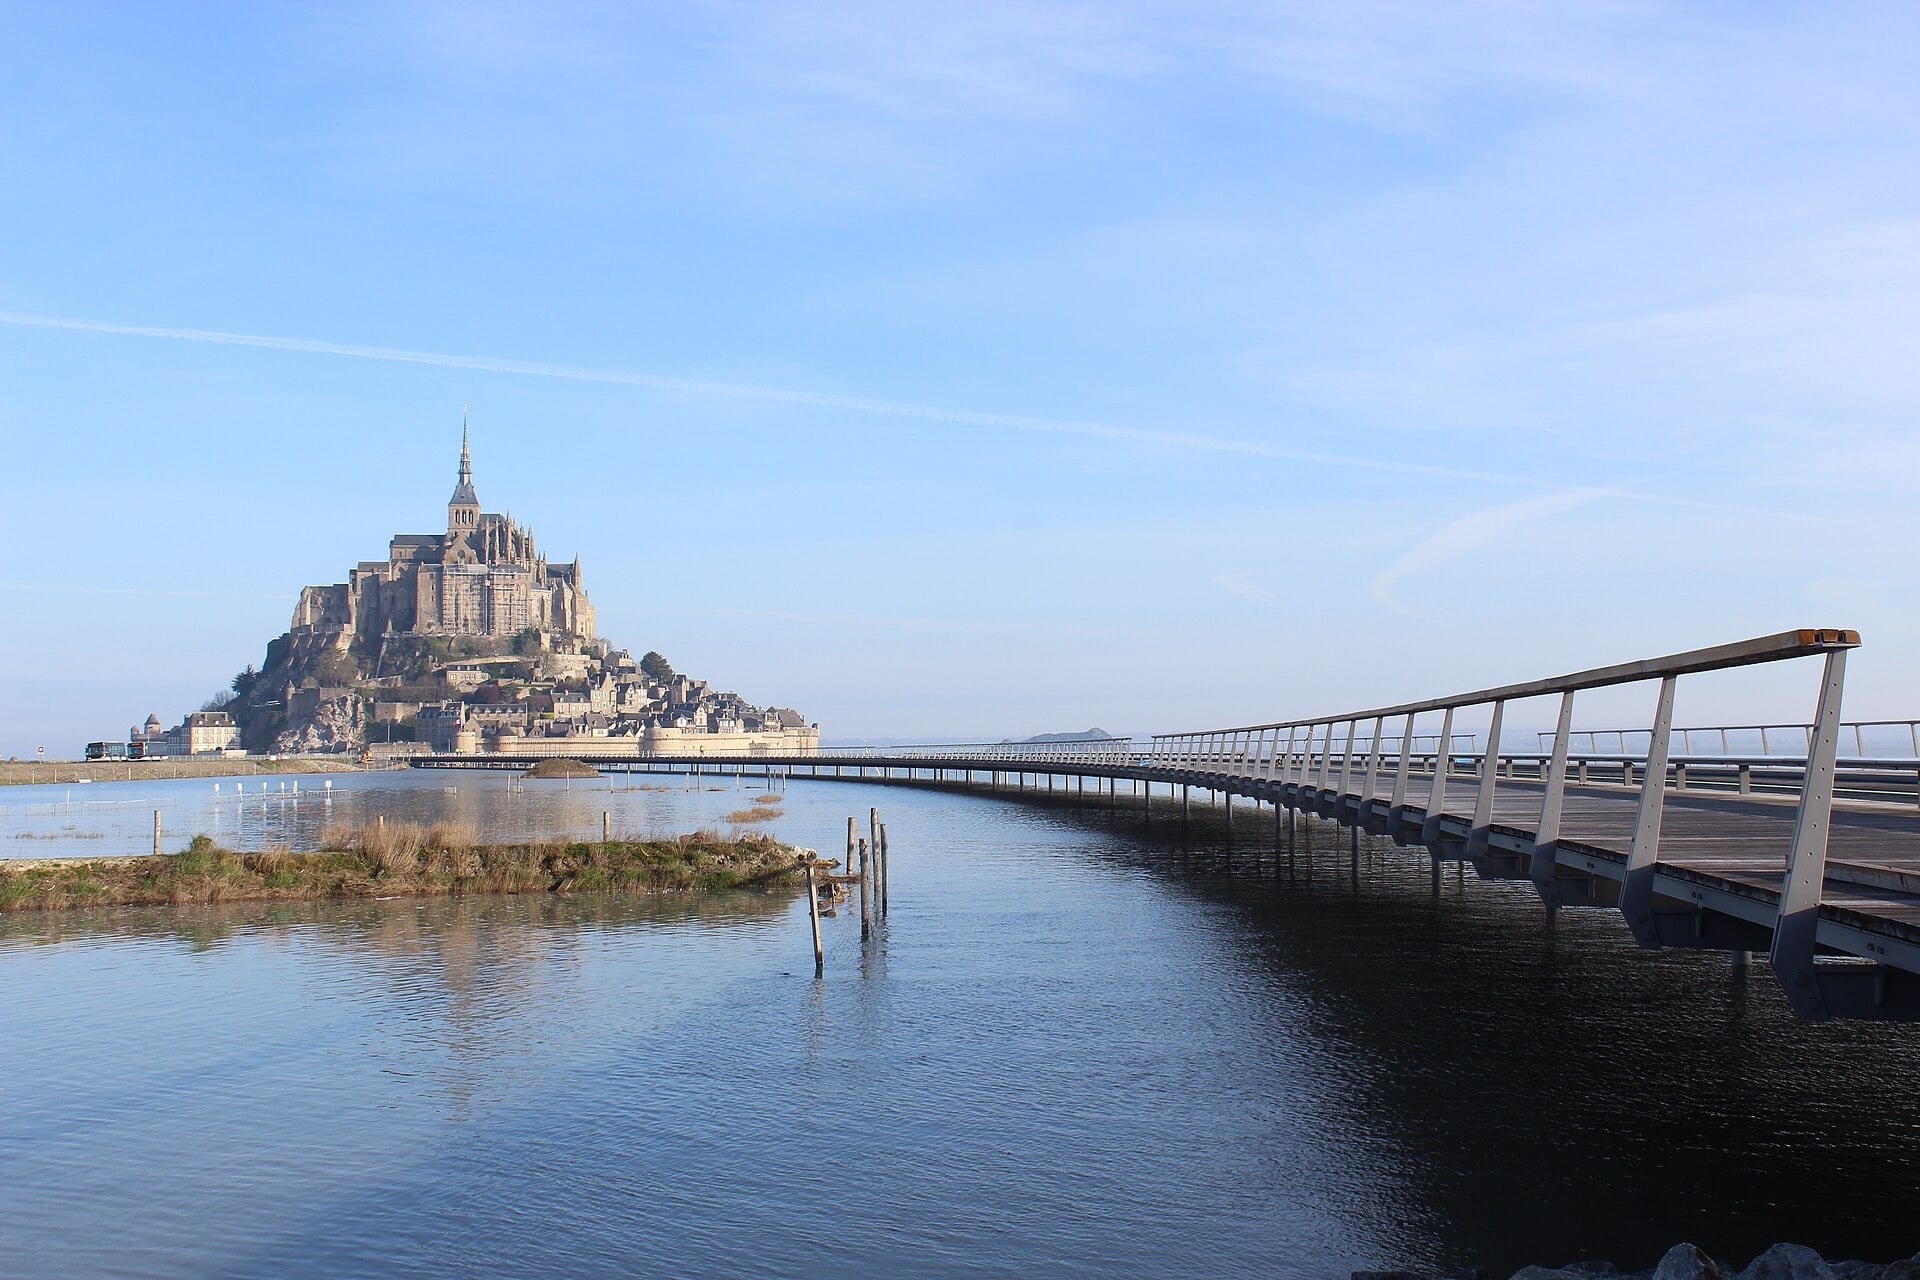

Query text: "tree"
[312, 651, 358, 688]
[230, 664, 258, 697]
[199, 691, 233, 712]
[640, 651, 676, 683]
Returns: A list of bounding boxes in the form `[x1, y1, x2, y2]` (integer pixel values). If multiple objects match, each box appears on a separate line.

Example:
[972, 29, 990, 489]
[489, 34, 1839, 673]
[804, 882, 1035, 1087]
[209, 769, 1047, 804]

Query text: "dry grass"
[721, 807, 782, 824]
[522, 758, 600, 779]
[0, 822, 805, 913]
[752, 794, 782, 806]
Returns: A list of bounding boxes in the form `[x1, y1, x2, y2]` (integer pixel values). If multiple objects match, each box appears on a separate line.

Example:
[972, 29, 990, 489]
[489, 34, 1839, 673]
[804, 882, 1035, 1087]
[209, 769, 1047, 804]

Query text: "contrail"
[3, 309, 1763, 517]
[0, 308, 1569, 489]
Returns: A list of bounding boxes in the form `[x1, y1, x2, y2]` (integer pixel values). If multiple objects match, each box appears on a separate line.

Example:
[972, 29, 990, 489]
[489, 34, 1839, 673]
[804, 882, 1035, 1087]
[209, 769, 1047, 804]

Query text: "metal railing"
[1149, 628, 1869, 1020]
[1312, 749, 1920, 806]
[1538, 719, 1920, 759]
[822, 738, 1138, 764]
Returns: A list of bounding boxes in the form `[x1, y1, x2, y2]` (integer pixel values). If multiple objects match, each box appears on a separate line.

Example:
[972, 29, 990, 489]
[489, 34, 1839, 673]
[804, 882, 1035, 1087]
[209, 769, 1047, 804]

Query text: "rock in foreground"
[1355, 1243, 1920, 1280]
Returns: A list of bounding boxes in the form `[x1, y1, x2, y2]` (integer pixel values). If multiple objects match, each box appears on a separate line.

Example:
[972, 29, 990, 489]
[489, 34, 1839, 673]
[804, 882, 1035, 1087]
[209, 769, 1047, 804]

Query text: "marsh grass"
[522, 758, 600, 779]
[0, 822, 804, 913]
[721, 807, 783, 824]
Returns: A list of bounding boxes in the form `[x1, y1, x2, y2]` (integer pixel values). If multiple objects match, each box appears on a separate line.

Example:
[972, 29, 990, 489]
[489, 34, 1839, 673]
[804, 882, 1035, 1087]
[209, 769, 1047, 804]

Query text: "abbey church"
[288, 430, 594, 652]
[176, 427, 816, 758]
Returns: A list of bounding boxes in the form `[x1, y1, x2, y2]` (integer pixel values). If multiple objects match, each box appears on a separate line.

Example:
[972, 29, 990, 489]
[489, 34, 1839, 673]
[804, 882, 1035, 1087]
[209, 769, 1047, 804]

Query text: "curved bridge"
[417, 627, 1920, 1022]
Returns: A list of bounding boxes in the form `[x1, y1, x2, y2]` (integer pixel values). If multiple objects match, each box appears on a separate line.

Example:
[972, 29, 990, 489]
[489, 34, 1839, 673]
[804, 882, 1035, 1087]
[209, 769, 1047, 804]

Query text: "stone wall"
[471, 727, 821, 758]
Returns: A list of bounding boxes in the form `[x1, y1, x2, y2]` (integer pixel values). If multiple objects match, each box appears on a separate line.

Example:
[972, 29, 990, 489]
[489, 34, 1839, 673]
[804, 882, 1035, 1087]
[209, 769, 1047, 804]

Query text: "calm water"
[3, 772, 1919, 1279]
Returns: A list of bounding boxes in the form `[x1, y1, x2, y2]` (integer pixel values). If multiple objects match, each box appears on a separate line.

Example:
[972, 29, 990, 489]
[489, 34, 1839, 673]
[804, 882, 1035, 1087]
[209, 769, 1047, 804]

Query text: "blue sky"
[3, 1, 1917, 754]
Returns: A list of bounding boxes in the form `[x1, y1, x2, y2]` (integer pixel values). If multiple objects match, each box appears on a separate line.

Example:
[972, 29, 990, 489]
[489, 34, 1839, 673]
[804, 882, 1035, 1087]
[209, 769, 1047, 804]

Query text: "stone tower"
[447, 421, 480, 536]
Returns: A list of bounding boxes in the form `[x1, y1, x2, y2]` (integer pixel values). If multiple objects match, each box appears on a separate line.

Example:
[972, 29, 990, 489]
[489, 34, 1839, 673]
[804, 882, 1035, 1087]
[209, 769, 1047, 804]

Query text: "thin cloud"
[0, 579, 286, 603]
[1369, 486, 1614, 619]
[1211, 573, 1279, 604]
[0, 309, 1577, 490]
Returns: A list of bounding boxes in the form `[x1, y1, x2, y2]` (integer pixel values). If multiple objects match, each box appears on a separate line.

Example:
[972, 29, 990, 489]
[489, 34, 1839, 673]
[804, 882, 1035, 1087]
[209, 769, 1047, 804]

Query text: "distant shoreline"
[0, 757, 375, 788]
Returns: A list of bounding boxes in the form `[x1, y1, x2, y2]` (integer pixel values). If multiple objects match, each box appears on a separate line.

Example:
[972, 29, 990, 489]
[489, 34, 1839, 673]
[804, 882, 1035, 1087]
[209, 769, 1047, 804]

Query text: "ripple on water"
[4, 780, 1920, 1279]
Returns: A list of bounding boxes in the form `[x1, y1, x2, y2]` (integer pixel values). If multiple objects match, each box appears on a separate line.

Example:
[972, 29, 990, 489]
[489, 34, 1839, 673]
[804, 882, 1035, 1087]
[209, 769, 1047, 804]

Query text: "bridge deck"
[1176, 764, 1920, 957]
[1382, 774, 1918, 903]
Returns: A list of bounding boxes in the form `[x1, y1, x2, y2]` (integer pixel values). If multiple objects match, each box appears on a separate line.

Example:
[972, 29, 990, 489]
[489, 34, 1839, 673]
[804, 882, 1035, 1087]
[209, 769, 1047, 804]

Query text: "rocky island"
[123, 426, 818, 762]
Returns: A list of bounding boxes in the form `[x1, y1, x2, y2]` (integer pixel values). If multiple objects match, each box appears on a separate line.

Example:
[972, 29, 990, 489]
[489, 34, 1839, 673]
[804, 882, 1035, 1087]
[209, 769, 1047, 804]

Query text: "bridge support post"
[1418, 707, 1457, 846]
[1386, 715, 1417, 834]
[1358, 715, 1385, 825]
[1770, 650, 1858, 1020]
[1621, 676, 1677, 947]
[1466, 700, 1506, 862]
[1337, 720, 1358, 822]
[1529, 692, 1577, 908]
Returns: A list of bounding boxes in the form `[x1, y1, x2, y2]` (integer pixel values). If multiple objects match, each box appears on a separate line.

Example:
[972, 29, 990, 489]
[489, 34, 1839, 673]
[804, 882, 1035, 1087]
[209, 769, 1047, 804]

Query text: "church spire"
[448, 409, 480, 532]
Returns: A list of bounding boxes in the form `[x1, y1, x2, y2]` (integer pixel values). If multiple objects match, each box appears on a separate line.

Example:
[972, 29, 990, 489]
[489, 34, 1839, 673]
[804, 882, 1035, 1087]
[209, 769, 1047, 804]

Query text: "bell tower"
[447, 412, 480, 535]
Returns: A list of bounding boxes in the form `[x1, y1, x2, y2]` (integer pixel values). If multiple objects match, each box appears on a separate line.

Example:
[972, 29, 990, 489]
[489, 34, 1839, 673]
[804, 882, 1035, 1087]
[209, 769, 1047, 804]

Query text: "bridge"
[417, 627, 1920, 1023]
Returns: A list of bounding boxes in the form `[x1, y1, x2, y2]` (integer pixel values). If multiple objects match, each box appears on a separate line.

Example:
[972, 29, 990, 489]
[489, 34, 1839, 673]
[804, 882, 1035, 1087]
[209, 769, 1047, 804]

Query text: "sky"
[2, 1, 1918, 755]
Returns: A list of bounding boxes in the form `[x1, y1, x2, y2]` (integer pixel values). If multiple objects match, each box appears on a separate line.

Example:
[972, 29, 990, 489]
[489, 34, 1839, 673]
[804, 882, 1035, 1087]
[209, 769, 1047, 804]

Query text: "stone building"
[130, 710, 241, 757]
[156, 421, 817, 758]
[287, 429, 594, 654]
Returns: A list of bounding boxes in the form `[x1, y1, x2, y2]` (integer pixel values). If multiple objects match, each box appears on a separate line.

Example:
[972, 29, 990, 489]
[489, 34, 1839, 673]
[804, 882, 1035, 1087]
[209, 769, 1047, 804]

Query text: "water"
[3, 772, 1919, 1279]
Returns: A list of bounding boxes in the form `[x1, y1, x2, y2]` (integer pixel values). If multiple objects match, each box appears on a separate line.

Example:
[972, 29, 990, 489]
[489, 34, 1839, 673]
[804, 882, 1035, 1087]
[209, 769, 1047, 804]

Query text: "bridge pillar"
[1528, 692, 1577, 908]
[1466, 700, 1507, 863]
[1766, 650, 1907, 1020]
[1386, 714, 1417, 836]
[1620, 676, 1677, 948]
[1418, 706, 1458, 847]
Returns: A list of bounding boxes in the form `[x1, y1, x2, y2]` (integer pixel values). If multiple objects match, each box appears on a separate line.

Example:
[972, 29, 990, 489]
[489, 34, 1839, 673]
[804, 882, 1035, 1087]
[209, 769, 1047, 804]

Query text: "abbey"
[177, 426, 818, 758]
[289, 431, 593, 649]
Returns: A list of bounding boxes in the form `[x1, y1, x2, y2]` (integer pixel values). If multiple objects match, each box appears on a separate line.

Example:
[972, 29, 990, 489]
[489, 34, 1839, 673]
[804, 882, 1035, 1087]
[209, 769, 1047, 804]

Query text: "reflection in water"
[0, 767, 784, 860]
[3, 780, 1918, 1280]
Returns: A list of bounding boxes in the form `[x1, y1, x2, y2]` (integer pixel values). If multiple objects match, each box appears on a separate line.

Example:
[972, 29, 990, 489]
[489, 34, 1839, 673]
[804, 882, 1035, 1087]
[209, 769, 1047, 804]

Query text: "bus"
[84, 741, 130, 761]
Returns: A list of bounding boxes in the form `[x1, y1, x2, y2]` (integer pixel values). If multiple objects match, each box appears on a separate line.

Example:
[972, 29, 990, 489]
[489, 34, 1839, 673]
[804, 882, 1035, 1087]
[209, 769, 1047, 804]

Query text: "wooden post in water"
[846, 816, 857, 873]
[152, 809, 160, 856]
[878, 823, 890, 915]
[868, 807, 880, 881]
[804, 861, 824, 975]
[603, 810, 611, 843]
[858, 837, 872, 940]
